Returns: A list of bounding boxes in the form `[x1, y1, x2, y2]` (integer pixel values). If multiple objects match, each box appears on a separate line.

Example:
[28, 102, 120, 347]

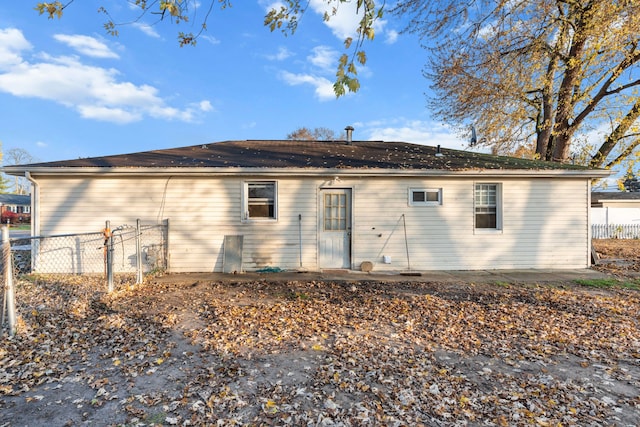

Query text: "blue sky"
[0, 1, 470, 165]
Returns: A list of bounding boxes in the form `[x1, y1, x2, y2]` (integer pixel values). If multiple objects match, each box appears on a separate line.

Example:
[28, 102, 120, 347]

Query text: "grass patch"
[9, 224, 30, 231]
[493, 281, 512, 288]
[145, 412, 167, 424]
[575, 278, 640, 290]
[286, 291, 311, 300]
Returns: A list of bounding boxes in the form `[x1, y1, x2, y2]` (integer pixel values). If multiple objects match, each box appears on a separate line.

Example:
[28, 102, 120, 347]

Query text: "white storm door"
[319, 189, 352, 269]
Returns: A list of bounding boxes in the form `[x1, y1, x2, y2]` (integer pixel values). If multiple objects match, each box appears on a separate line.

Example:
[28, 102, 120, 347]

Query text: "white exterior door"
[319, 189, 352, 269]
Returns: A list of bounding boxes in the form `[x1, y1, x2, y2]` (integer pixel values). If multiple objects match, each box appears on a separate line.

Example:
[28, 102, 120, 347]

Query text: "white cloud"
[308, 0, 397, 45]
[36, 141, 48, 148]
[0, 28, 32, 69]
[308, 0, 360, 40]
[258, 1, 285, 14]
[198, 100, 214, 112]
[266, 46, 293, 61]
[477, 23, 497, 40]
[385, 29, 399, 44]
[259, 0, 395, 47]
[200, 35, 221, 45]
[131, 22, 161, 38]
[260, 0, 389, 41]
[278, 45, 361, 101]
[0, 28, 211, 124]
[307, 46, 338, 72]
[243, 121, 257, 129]
[357, 119, 479, 151]
[279, 71, 335, 101]
[53, 34, 119, 58]
[78, 105, 141, 123]
[259, 2, 378, 101]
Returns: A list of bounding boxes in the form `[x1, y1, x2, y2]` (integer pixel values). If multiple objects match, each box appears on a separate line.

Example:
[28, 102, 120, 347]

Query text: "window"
[244, 181, 277, 220]
[474, 183, 501, 230]
[409, 188, 442, 206]
[324, 193, 347, 230]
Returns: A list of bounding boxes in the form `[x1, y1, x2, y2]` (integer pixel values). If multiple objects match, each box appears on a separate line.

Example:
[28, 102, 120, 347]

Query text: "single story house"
[3, 135, 609, 273]
[591, 191, 640, 224]
[591, 191, 640, 208]
[0, 193, 31, 223]
[591, 192, 640, 238]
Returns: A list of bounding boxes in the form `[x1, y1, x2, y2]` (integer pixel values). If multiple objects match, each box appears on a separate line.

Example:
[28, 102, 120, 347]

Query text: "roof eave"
[3, 166, 611, 178]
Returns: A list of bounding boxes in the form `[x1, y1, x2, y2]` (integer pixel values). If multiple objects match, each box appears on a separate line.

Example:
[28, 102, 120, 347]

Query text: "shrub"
[1, 210, 18, 224]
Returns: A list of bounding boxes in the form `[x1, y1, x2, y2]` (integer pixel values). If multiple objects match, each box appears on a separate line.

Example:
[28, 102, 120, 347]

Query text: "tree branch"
[591, 98, 640, 168]
[572, 48, 640, 128]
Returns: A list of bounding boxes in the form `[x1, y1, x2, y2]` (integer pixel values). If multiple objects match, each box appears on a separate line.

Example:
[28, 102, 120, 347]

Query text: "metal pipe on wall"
[298, 214, 302, 268]
[25, 172, 38, 236]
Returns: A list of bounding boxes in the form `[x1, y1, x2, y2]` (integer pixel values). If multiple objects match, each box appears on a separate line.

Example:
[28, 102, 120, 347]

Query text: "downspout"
[25, 172, 39, 236]
[588, 181, 592, 266]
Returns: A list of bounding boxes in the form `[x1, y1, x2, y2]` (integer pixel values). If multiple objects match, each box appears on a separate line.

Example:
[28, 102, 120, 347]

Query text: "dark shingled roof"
[0, 194, 30, 205]
[591, 192, 640, 203]
[12, 140, 596, 171]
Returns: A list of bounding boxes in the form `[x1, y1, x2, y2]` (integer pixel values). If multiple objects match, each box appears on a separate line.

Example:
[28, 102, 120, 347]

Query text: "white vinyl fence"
[591, 207, 640, 239]
[592, 224, 640, 239]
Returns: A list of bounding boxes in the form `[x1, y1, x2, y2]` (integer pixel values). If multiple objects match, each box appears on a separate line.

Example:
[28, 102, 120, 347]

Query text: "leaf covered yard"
[1, 275, 639, 426]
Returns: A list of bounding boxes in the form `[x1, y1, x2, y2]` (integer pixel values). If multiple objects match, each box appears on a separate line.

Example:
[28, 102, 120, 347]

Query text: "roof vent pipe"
[345, 126, 354, 144]
[436, 145, 444, 157]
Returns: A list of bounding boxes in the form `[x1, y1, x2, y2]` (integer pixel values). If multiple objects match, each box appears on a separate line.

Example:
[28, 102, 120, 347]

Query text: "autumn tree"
[395, 0, 640, 168]
[4, 148, 36, 194]
[36, 1, 640, 170]
[286, 127, 346, 141]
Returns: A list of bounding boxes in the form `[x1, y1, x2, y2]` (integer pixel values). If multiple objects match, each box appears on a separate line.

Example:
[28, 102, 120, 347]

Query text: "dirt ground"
[1, 241, 639, 426]
[592, 239, 640, 275]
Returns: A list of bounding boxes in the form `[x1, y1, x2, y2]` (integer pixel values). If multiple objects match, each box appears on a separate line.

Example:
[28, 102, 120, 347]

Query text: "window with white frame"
[244, 181, 277, 220]
[474, 183, 501, 230]
[409, 188, 442, 206]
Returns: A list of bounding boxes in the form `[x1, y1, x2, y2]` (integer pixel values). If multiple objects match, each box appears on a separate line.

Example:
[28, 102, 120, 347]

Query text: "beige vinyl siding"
[352, 178, 471, 270]
[33, 173, 590, 272]
[235, 178, 318, 271]
[350, 177, 589, 270]
[35, 175, 319, 273]
[36, 176, 171, 233]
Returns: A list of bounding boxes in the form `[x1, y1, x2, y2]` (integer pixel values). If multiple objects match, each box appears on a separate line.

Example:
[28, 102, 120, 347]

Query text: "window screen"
[246, 182, 276, 219]
[475, 184, 498, 229]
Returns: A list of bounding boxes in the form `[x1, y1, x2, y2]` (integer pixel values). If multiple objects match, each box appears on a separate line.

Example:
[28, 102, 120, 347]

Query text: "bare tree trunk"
[551, 4, 591, 161]
[536, 69, 557, 159]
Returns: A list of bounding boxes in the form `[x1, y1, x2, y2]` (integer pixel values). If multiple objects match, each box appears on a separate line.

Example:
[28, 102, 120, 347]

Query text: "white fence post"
[136, 219, 143, 284]
[2, 226, 16, 336]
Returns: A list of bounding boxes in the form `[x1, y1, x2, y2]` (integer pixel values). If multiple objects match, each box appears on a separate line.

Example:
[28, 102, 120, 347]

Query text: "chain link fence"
[8, 220, 168, 277]
[2, 219, 168, 335]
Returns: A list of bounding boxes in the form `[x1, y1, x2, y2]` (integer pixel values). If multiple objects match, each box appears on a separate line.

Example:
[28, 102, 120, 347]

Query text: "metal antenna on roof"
[470, 125, 486, 146]
[470, 125, 478, 146]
